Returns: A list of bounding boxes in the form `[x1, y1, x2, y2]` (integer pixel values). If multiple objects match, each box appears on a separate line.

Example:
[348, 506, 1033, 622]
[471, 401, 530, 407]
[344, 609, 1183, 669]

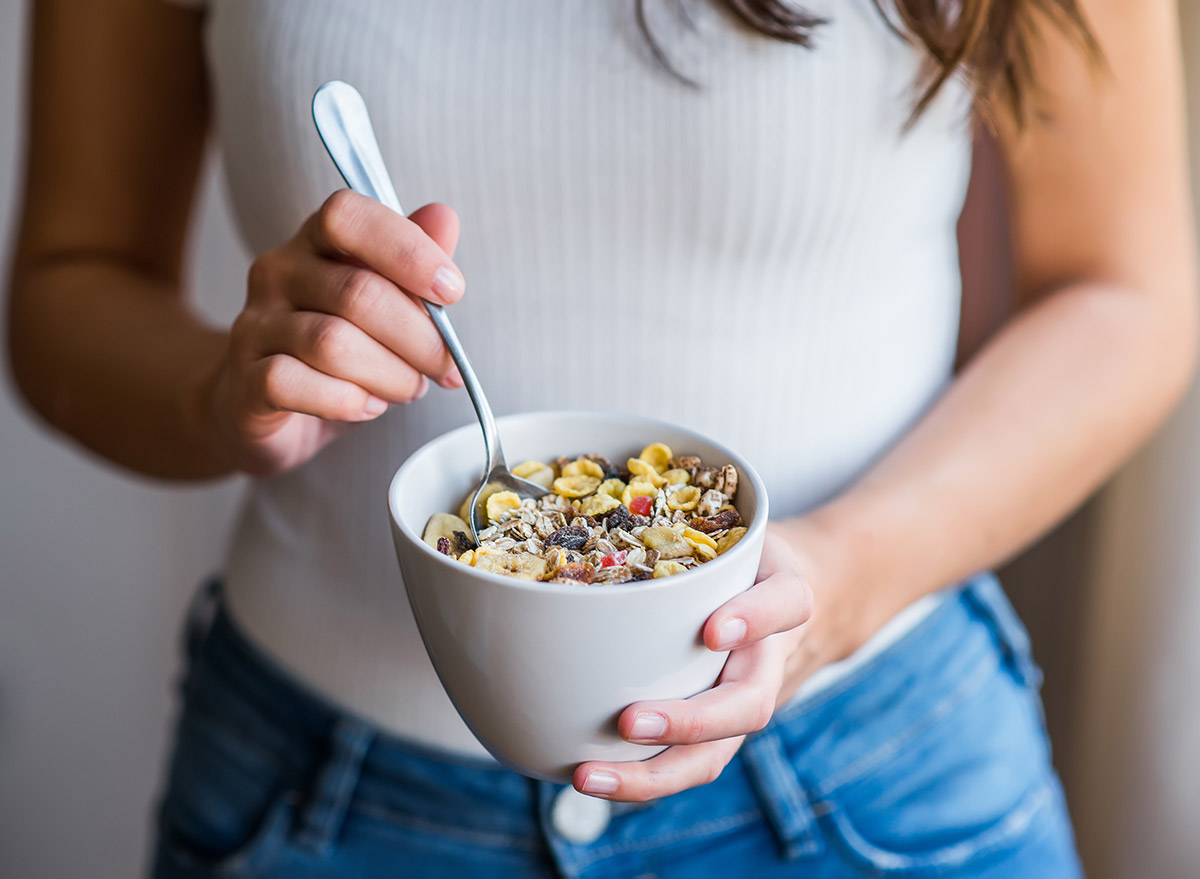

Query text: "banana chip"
[553, 475, 602, 498]
[561, 458, 605, 480]
[457, 549, 476, 566]
[641, 525, 693, 559]
[473, 551, 548, 580]
[681, 527, 718, 553]
[422, 512, 471, 550]
[638, 443, 673, 473]
[485, 491, 522, 523]
[652, 560, 688, 578]
[716, 526, 747, 555]
[666, 485, 701, 512]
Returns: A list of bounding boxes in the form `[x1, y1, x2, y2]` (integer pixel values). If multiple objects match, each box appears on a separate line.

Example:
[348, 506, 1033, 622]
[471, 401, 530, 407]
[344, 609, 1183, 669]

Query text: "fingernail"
[716, 618, 747, 651]
[364, 395, 388, 416]
[431, 266, 465, 303]
[580, 770, 619, 796]
[415, 377, 430, 400]
[439, 369, 464, 389]
[629, 712, 667, 742]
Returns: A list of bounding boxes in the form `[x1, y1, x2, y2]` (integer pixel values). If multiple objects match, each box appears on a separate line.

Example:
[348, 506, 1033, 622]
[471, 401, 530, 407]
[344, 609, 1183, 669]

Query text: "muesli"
[422, 443, 748, 584]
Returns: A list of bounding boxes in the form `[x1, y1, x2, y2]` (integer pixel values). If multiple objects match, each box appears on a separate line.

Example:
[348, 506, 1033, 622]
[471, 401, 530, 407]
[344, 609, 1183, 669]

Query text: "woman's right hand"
[205, 191, 466, 476]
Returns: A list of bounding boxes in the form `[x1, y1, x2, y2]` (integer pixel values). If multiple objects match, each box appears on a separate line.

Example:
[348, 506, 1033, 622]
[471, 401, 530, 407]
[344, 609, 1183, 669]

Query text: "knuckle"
[308, 316, 352, 364]
[259, 355, 291, 408]
[751, 693, 775, 732]
[247, 251, 284, 298]
[319, 190, 362, 243]
[335, 270, 383, 320]
[679, 712, 706, 745]
[390, 226, 423, 274]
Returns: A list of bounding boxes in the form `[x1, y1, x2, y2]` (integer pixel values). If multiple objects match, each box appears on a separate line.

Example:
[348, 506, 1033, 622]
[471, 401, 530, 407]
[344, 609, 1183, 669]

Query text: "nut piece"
[697, 489, 730, 519]
[668, 455, 701, 472]
[715, 464, 739, 498]
[652, 560, 688, 579]
[693, 467, 719, 490]
[716, 527, 748, 555]
[553, 475, 602, 498]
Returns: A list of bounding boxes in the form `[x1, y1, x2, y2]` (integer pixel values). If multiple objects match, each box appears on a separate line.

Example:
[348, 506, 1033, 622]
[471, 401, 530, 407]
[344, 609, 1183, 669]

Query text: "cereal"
[425, 443, 745, 584]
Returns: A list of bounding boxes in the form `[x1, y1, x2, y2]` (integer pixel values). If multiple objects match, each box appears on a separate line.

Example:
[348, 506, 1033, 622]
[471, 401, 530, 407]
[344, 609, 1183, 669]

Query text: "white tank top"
[179, 0, 973, 756]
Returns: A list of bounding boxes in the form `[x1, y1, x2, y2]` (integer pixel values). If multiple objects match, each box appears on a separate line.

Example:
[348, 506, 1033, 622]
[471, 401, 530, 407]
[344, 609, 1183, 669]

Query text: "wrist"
[178, 334, 240, 476]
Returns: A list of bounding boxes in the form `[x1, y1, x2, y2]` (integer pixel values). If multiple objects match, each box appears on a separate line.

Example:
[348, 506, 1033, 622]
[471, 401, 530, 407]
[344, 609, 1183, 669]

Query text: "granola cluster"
[421, 442, 748, 584]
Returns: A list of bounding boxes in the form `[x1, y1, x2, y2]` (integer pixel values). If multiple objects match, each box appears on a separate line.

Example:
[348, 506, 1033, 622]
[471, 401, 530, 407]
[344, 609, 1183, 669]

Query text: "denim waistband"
[181, 570, 1042, 875]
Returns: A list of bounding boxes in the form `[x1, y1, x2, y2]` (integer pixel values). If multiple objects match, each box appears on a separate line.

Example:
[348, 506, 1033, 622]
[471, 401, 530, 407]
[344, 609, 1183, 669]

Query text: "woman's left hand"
[571, 525, 829, 801]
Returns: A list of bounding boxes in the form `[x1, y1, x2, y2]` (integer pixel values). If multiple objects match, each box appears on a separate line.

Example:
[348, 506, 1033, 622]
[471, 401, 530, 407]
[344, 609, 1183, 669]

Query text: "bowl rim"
[388, 409, 769, 596]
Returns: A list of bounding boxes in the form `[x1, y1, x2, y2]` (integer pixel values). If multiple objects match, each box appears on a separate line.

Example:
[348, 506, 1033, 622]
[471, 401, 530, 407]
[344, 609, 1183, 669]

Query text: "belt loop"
[740, 727, 824, 860]
[183, 577, 221, 663]
[963, 573, 1043, 691]
[294, 716, 375, 856]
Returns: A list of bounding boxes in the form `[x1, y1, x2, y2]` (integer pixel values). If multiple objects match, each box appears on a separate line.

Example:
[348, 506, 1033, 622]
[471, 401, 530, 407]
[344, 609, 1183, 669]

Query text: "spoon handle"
[312, 80, 507, 476]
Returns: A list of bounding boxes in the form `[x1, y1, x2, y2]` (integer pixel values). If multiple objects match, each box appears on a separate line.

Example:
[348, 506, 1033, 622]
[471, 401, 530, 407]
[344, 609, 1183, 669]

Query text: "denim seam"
[351, 800, 544, 852]
[745, 734, 822, 856]
[816, 648, 999, 796]
[816, 779, 1054, 872]
[569, 808, 764, 870]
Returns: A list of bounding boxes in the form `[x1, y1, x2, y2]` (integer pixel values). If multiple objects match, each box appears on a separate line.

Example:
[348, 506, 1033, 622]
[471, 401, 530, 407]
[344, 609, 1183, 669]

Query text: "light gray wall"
[0, 2, 248, 876]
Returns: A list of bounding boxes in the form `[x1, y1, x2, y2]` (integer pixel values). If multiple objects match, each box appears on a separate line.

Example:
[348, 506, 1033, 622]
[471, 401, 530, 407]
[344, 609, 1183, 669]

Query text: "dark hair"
[637, 0, 1099, 123]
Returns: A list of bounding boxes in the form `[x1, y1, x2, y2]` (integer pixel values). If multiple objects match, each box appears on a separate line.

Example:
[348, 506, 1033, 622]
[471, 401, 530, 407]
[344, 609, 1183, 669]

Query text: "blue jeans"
[150, 574, 1083, 878]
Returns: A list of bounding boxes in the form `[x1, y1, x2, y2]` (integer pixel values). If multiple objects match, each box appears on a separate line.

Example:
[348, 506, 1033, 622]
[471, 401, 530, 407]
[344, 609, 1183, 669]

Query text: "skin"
[8, 0, 1197, 805]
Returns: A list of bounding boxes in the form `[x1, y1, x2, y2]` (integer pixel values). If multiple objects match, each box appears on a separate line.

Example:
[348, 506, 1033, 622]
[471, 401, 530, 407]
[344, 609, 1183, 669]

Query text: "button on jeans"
[150, 574, 1083, 878]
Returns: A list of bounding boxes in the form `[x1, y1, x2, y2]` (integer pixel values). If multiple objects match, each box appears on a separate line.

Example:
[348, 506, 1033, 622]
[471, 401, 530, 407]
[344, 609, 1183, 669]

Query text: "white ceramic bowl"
[388, 411, 768, 782]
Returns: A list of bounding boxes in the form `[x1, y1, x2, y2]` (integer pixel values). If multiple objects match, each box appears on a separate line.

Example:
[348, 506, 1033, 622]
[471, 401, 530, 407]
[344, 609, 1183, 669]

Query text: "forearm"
[784, 278, 1196, 645]
[8, 258, 233, 480]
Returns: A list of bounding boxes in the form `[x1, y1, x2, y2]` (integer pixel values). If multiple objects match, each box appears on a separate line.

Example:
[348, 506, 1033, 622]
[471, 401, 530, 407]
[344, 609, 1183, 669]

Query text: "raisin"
[630, 567, 653, 581]
[603, 504, 631, 533]
[436, 537, 451, 555]
[689, 510, 742, 533]
[545, 525, 589, 551]
[616, 467, 633, 483]
[452, 531, 477, 554]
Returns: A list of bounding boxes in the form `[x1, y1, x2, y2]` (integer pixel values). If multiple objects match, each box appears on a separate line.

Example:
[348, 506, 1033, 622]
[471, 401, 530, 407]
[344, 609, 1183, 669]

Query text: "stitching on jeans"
[571, 808, 764, 869]
[820, 780, 1054, 872]
[816, 649, 999, 795]
[351, 800, 543, 852]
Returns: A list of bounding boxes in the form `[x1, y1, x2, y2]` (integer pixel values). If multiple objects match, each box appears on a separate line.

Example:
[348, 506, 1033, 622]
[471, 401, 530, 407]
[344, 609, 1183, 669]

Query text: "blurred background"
[3, 1, 1200, 877]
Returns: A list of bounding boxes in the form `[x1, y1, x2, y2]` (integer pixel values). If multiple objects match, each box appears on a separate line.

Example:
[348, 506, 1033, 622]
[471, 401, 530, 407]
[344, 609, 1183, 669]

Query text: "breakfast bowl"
[387, 410, 768, 782]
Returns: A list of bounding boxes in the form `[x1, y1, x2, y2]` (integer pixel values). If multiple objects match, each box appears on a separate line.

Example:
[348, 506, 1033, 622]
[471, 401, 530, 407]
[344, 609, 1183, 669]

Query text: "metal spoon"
[312, 80, 547, 541]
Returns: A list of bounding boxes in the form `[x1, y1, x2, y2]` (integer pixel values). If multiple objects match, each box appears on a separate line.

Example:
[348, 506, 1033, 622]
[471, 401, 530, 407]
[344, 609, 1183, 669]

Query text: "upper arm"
[995, 0, 1197, 309]
[12, 0, 209, 286]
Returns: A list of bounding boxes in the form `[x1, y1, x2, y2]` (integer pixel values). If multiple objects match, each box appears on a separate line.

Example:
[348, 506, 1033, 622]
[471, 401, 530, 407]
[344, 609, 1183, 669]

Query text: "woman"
[8, 0, 1195, 875]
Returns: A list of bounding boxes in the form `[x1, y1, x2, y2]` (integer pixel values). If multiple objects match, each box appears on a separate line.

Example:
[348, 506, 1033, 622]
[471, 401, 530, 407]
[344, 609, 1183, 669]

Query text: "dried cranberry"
[629, 495, 654, 517]
[600, 550, 629, 568]
[436, 537, 451, 555]
[546, 526, 589, 551]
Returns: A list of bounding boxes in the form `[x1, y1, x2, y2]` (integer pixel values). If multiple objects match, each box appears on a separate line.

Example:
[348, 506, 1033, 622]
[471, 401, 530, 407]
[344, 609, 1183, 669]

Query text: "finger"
[305, 190, 466, 304]
[573, 736, 745, 803]
[617, 637, 786, 746]
[704, 564, 813, 652]
[244, 353, 404, 422]
[252, 311, 430, 404]
[407, 202, 460, 257]
[283, 256, 463, 388]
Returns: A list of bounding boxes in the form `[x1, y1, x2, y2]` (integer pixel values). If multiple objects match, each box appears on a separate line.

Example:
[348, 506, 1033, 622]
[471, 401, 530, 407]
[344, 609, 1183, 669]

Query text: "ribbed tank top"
[178, 0, 973, 756]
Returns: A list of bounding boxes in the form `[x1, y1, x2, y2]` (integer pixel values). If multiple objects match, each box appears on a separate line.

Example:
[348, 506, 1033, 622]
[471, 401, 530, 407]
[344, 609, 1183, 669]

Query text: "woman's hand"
[571, 526, 828, 802]
[203, 191, 466, 476]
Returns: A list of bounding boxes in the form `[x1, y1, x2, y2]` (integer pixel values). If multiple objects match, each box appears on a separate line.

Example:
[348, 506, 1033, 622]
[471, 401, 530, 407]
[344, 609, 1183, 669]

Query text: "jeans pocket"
[813, 655, 1057, 875]
[152, 703, 299, 878]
